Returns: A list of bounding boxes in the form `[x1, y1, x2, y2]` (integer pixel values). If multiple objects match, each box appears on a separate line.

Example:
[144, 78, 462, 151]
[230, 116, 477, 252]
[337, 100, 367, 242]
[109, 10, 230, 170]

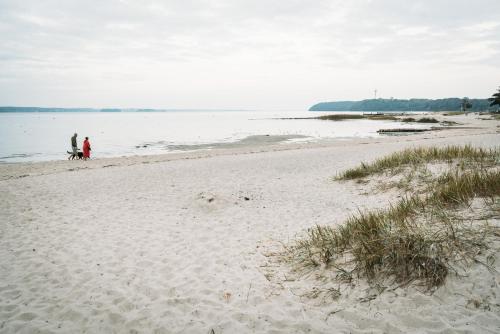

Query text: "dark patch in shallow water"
[136, 134, 309, 152]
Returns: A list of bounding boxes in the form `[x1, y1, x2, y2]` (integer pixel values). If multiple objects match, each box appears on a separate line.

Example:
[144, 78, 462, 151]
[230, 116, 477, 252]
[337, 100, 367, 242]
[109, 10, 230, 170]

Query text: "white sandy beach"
[1, 114, 499, 333]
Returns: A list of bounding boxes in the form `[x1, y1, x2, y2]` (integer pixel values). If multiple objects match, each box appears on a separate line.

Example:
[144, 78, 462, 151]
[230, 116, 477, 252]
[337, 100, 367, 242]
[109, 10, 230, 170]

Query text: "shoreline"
[0, 111, 491, 166]
[0, 119, 497, 181]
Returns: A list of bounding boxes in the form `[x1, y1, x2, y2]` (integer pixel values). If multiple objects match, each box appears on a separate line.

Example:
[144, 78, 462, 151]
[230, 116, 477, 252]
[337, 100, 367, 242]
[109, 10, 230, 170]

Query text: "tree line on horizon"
[1, 87, 499, 113]
[309, 97, 494, 112]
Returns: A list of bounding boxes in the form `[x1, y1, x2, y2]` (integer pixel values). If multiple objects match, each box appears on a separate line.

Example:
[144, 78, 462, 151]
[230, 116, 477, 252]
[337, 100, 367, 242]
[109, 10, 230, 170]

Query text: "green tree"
[461, 97, 472, 113]
[488, 86, 500, 111]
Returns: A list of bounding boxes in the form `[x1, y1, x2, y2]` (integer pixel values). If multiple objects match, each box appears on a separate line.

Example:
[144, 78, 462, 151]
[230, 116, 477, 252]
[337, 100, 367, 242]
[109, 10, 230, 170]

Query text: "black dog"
[67, 150, 84, 160]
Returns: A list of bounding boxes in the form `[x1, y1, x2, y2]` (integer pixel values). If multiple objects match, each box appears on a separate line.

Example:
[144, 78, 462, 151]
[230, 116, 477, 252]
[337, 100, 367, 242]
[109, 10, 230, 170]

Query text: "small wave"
[0, 153, 41, 161]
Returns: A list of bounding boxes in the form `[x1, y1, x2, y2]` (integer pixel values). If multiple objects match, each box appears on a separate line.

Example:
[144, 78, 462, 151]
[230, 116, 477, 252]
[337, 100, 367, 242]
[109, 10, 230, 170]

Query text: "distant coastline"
[0, 107, 248, 113]
[309, 98, 492, 112]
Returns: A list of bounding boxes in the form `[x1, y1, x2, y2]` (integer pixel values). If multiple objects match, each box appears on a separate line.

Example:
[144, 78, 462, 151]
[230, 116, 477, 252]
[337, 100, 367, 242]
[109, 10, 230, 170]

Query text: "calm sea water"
[0, 111, 424, 162]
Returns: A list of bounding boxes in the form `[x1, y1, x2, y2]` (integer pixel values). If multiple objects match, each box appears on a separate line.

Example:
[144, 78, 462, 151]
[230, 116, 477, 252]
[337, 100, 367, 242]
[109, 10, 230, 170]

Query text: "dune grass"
[316, 114, 364, 121]
[367, 115, 399, 121]
[431, 169, 500, 205]
[289, 162, 500, 291]
[337, 145, 499, 180]
[444, 111, 464, 116]
[316, 114, 398, 121]
[401, 117, 439, 123]
[440, 120, 459, 126]
[417, 117, 440, 123]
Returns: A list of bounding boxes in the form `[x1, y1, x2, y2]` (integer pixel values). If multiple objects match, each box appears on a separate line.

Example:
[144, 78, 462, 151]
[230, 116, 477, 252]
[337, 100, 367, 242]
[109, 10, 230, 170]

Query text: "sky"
[0, 0, 499, 110]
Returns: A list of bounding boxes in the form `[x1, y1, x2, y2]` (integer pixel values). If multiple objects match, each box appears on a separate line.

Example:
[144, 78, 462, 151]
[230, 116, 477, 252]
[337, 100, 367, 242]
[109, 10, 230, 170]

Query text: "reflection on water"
[0, 111, 426, 162]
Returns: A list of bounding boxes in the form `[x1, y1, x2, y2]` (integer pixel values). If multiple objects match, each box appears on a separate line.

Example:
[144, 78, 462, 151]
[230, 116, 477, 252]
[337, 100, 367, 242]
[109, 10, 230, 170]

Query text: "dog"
[67, 150, 84, 160]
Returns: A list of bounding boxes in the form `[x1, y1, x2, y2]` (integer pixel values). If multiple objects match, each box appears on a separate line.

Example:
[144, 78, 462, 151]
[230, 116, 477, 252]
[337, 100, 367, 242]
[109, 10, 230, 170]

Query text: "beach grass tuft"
[337, 145, 499, 180]
[287, 146, 500, 292]
[444, 111, 464, 116]
[367, 115, 399, 121]
[317, 114, 365, 121]
[440, 120, 459, 126]
[431, 169, 500, 205]
[401, 117, 439, 123]
[316, 114, 398, 121]
[417, 117, 440, 123]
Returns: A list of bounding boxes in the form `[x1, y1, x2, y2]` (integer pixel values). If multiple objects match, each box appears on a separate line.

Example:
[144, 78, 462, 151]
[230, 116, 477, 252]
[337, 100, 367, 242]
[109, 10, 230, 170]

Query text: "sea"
[0, 110, 425, 163]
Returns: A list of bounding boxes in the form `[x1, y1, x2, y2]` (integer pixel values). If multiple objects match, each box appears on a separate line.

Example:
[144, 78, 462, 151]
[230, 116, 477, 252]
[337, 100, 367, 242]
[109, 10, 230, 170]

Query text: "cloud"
[0, 0, 499, 109]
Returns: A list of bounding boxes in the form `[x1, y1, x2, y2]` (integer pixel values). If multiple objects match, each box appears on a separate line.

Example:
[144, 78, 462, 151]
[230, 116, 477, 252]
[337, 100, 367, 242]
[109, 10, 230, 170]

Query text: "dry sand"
[1, 114, 499, 333]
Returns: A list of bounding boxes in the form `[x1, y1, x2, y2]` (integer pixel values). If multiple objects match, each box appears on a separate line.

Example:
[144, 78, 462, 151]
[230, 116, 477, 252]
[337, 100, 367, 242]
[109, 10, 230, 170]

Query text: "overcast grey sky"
[1, 0, 499, 110]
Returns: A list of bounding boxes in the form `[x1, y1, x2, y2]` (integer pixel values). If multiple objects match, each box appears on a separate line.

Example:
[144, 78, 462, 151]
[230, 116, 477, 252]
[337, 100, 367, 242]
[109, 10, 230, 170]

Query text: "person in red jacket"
[82, 137, 91, 160]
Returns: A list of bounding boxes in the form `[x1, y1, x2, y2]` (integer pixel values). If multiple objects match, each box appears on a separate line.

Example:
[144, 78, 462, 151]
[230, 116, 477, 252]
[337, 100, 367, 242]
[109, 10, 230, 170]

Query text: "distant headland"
[309, 98, 491, 112]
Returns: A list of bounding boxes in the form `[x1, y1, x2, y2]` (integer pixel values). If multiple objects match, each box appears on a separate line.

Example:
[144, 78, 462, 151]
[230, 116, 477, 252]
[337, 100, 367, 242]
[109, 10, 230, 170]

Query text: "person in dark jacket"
[71, 133, 78, 155]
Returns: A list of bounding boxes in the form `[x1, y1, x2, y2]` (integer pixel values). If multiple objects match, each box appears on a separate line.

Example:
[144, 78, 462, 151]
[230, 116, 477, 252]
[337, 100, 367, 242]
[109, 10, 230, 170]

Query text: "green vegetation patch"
[286, 146, 500, 292]
[316, 114, 365, 121]
[416, 117, 439, 123]
[317, 114, 398, 121]
[338, 145, 499, 180]
[444, 111, 464, 116]
[401, 117, 439, 123]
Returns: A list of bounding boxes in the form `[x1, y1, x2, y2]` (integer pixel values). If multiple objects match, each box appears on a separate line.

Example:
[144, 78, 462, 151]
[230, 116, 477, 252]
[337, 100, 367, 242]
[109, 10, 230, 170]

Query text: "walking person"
[82, 137, 91, 160]
[70, 133, 78, 159]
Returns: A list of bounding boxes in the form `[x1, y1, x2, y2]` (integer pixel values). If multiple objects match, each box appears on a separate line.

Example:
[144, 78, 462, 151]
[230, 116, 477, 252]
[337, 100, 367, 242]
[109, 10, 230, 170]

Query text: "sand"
[1, 114, 499, 333]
